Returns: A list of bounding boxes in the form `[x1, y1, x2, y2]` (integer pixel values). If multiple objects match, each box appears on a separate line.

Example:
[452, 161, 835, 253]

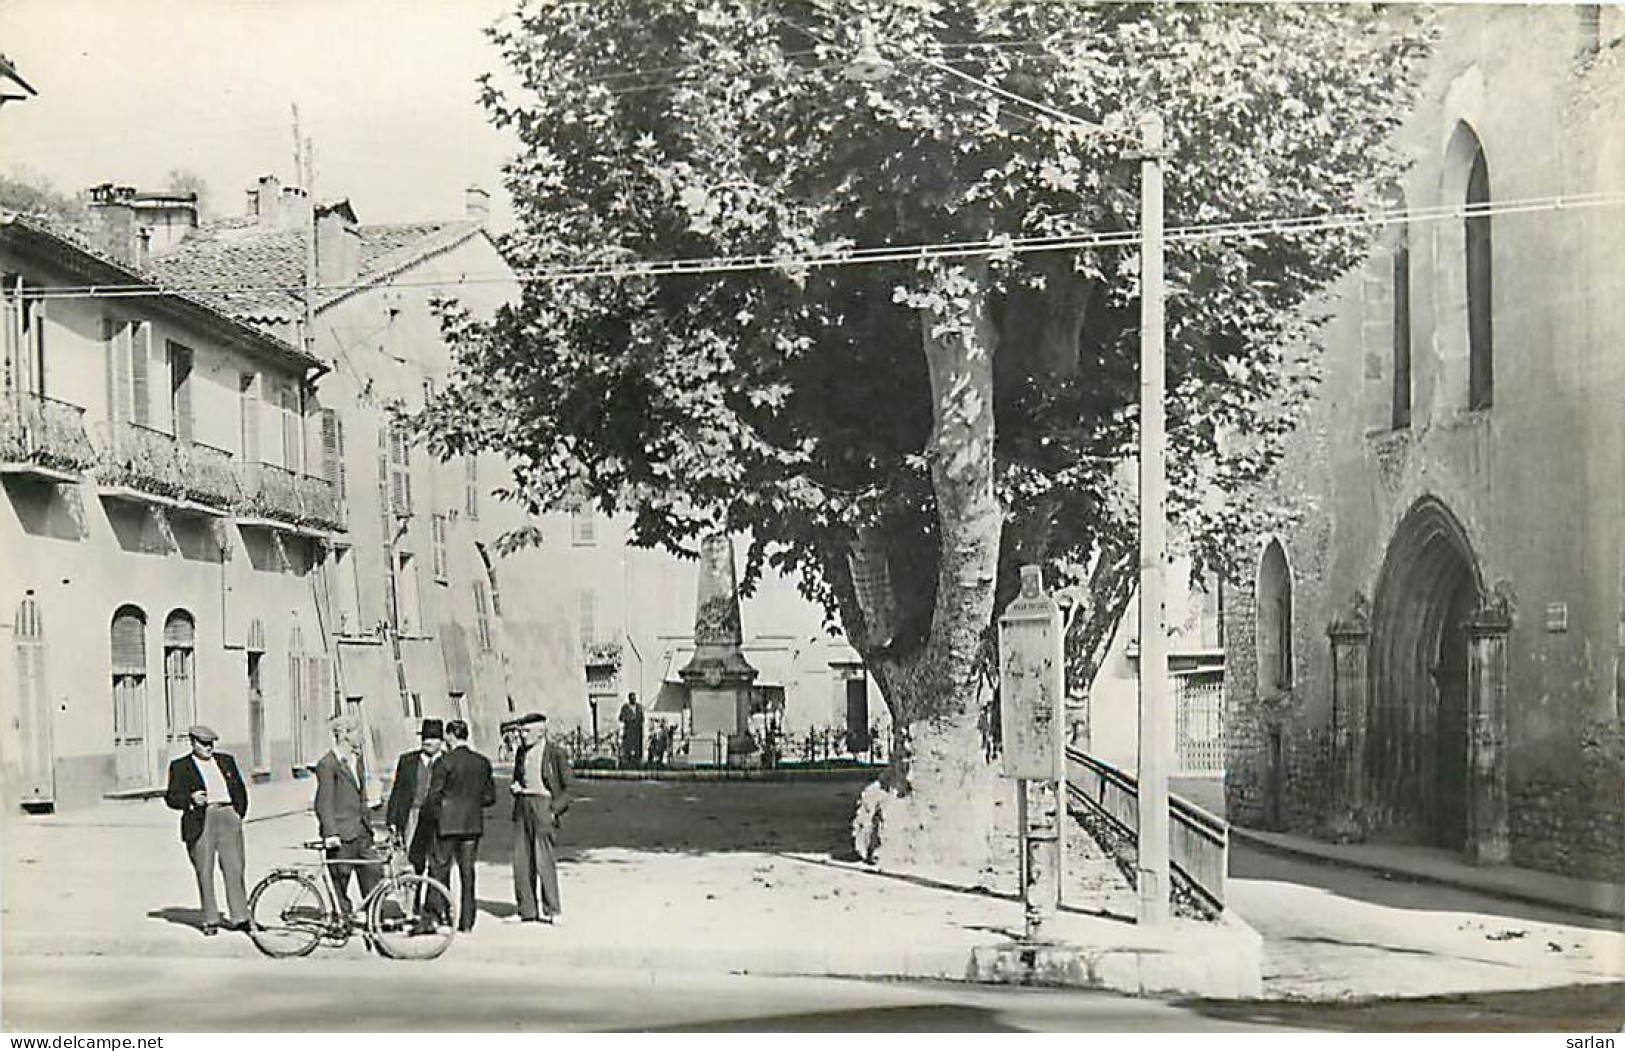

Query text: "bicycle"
[246, 828, 456, 961]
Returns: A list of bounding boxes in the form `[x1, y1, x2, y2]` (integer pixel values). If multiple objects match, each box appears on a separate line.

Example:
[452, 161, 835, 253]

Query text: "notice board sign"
[998, 565, 1065, 780]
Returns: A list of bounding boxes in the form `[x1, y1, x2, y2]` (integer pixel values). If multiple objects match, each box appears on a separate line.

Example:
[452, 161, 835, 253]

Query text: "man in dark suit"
[313, 716, 381, 910]
[164, 725, 250, 936]
[386, 718, 446, 877]
[426, 719, 496, 932]
[506, 711, 573, 925]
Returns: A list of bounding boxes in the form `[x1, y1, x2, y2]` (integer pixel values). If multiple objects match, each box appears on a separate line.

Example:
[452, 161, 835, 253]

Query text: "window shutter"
[110, 607, 147, 675]
[473, 580, 492, 652]
[240, 373, 260, 463]
[281, 384, 301, 471]
[130, 322, 151, 427]
[107, 320, 134, 426]
[321, 409, 340, 485]
[465, 457, 478, 519]
[169, 343, 194, 444]
[431, 515, 447, 580]
[377, 424, 391, 524]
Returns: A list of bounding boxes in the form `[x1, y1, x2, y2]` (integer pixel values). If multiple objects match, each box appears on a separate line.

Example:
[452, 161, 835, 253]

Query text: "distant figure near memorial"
[618, 692, 645, 767]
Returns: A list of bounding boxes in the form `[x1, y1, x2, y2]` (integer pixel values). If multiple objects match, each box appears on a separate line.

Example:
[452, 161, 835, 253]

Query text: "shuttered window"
[321, 409, 345, 501]
[105, 319, 134, 426]
[472, 579, 492, 652]
[163, 609, 195, 647]
[110, 605, 147, 675]
[431, 514, 448, 581]
[281, 383, 302, 471]
[239, 373, 260, 463]
[167, 341, 194, 444]
[130, 321, 151, 427]
[464, 457, 478, 519]
[389, 426, 413, 516]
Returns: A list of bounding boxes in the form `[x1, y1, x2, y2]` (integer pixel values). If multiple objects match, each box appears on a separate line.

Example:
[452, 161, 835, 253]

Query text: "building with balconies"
[0, 211, 340, 807]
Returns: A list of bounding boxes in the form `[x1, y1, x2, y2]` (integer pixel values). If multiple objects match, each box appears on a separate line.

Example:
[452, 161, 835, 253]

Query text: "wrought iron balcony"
[181, 440, 243, 512]
[237, 461, 304, 525]
[92, 421, 187, 501]
[0, 392, 96, 478]
[296, 472, 344, 532]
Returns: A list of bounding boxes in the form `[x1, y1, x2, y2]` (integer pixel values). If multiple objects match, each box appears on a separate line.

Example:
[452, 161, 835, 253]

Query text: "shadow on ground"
[477, 777, 866, 865]
[1183, 981, 1625, 1032]
[634, 1004, 1021, 1033]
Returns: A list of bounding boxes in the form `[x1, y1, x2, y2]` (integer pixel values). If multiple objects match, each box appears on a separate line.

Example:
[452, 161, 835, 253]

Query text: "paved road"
[1228, 840, 1625, 1000]
[0, 955, 1282, 1033]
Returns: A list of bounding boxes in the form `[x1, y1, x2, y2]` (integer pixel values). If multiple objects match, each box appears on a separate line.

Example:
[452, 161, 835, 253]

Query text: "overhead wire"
[16, 191, 1625, 303]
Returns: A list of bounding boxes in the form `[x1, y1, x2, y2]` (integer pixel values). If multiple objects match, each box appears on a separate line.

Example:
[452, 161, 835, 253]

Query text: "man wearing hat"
[507, 711, 573, 925]
[387, 718, 448, 882]
[163, 725, 250, 936]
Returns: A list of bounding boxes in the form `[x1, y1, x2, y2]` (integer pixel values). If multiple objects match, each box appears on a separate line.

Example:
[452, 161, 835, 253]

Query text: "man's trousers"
[512, 796, 561, 920]
[188, 804, 247, 925]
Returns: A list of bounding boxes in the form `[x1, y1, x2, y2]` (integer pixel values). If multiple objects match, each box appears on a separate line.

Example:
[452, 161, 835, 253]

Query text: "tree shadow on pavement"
[632, 1004, 1022, 1033]
[478, 778, 866, 865]
[1180, 981, 1625, 1032]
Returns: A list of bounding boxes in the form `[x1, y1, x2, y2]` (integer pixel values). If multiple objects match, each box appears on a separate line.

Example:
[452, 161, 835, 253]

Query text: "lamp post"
[846, 35, 1173, 926]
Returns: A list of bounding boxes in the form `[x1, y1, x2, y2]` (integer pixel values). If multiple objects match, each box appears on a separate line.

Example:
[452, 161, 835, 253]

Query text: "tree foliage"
[417, 2, 1431, 813]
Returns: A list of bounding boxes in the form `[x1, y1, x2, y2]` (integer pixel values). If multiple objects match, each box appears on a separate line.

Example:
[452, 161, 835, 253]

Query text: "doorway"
[247, 652, 265, 773]
[1369, 497, 1482, 848]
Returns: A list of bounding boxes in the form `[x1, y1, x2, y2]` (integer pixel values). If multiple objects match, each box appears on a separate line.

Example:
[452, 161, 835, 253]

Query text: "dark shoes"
[201, 924, 218, 937]
[202, 919, 248, 936]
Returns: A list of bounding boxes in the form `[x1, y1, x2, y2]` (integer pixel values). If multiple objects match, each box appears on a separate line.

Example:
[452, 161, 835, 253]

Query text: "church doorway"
[1368, 498, 1481, 849]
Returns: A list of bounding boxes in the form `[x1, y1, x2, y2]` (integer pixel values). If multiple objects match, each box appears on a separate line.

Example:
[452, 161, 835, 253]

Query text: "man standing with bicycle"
[314, 716, 382, 911]
[507, 711, 572, 925]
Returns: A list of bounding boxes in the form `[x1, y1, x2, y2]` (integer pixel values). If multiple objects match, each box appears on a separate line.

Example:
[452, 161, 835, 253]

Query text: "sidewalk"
[1, 797, 1261, 1000]
[1232, 827, 1625, 923]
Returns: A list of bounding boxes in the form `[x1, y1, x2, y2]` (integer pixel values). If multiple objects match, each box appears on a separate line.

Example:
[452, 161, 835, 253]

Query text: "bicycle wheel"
[368, 873, 456, 960]
[247, 871, 326, 958]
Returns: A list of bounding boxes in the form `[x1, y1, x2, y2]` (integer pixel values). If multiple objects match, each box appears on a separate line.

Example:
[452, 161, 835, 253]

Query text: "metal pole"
[1136, 110, 1172, 926]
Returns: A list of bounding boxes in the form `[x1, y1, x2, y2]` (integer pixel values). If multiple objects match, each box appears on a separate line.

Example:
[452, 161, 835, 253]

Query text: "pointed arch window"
[1465, 144, 1494, 409]
[1391, 191, 1413, 429]
[1256, 541, 1293, 695]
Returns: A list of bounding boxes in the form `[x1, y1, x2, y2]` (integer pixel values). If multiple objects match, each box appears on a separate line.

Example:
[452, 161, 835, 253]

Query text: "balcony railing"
[295, 472, 344, 531]
[92, 421, 187, 501]
[184, 441, 243, 511]
[0, 392, 96, 475]
[238, 461, 304, 524]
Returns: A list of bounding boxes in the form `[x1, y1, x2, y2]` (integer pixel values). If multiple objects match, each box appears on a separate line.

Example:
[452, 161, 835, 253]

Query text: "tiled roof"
[145, 217, 487, 329]
[0, 212, 319, 371]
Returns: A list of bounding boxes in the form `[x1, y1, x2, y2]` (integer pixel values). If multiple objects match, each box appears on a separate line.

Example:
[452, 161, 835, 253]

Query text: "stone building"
[1, 206, 337, 807]
[1222, 6, 1625, 880]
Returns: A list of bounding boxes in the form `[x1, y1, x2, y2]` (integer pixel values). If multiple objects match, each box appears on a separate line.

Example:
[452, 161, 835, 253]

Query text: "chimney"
[252, 174, 281, 224]
[464, 184, 490, 225]
[86, 183, 144, 267]
[315, 199, 361, 288]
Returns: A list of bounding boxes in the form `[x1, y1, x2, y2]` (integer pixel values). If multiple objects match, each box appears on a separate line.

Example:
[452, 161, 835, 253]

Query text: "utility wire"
[16, 191, 1625, 303]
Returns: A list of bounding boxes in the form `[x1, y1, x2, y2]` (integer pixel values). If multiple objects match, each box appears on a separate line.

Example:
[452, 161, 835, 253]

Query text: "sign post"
[998, 564, 1067, 942]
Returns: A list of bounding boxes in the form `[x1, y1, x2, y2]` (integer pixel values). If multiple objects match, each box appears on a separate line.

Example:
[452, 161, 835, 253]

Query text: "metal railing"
[183, 440, 243, 510]
[0, 392, 96, 472]
[239, 461, 304, 524]
[92, 420, 187, 500]
[295, 472, 344, 531]
[1064, 747, 1229, 912]
[1175, 672, 1226, 775]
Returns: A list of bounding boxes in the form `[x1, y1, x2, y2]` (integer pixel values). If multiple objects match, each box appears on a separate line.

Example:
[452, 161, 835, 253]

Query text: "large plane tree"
[417, 1, 1430, 871]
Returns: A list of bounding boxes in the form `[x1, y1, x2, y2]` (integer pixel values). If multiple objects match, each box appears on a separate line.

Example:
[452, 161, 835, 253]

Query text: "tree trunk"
[844, 264, 1017, 875]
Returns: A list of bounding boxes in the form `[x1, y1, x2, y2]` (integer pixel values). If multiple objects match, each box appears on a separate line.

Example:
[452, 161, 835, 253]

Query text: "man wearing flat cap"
[164, 725, 250, 936]
[507, 711, 573, 925]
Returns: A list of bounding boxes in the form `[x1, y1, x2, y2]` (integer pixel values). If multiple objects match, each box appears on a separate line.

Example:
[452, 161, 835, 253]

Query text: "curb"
[571, 767, 883, 783]
[1230, 826, 1625, 922]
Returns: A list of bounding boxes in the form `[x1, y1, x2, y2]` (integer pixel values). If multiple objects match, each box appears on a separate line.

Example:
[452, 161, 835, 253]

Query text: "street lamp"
[845, 39, 1173, 926]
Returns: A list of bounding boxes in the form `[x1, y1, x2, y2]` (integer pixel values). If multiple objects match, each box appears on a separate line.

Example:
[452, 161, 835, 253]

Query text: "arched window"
[1441, 122, 1494, 413]
[1391, 190, 1413, 429]
[1465, 144, 1494, 409]
[1256, 541, 1293, 696]
[162, 609, 196, 751]
[110, 605, 150, 789]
